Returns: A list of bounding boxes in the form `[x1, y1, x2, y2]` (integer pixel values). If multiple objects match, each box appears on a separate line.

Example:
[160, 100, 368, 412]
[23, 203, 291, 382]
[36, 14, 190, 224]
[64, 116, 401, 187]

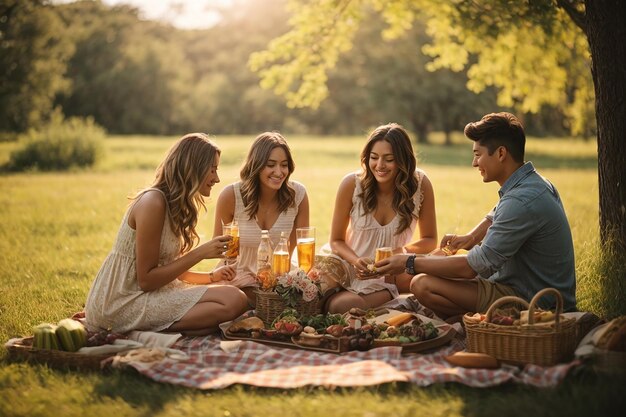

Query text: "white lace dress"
[84, 189, 208, 333]
[321, 170, 425, 297]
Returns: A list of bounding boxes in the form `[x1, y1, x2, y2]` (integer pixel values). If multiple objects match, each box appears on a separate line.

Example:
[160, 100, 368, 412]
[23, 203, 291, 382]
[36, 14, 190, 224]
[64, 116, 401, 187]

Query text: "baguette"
[444, 351, 500, 369]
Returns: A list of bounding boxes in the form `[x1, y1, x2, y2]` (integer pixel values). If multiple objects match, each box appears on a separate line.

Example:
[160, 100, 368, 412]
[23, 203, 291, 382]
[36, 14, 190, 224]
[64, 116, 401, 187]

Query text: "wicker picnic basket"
[254, 289, 320, 326]
[4, 336, 113, 370]
[463, 287, 577, 366]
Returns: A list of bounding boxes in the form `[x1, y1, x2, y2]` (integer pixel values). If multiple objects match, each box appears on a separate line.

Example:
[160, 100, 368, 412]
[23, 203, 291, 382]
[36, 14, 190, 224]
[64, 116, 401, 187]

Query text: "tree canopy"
[0, 0, 73, 132]
[0, 0, 580, 139]
[249, 0, 594, 137]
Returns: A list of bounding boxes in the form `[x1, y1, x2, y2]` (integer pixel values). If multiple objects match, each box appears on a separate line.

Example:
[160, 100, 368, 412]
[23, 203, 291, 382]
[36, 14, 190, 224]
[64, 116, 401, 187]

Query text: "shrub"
[8, 111, 105, 171]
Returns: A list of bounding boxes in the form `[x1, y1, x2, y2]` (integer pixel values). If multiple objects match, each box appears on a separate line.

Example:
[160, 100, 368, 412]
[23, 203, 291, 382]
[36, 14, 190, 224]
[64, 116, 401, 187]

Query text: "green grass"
[0, 134, 624, 416]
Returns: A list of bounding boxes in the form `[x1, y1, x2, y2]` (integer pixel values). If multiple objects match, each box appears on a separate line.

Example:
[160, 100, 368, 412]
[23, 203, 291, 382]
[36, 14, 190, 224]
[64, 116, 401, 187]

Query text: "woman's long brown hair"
[135, 133, 220, 254]
[359, 123, 419, 234]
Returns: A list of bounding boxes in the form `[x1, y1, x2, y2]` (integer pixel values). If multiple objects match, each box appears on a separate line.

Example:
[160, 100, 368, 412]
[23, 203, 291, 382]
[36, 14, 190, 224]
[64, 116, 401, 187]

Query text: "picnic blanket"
[111, 330, 580, 389]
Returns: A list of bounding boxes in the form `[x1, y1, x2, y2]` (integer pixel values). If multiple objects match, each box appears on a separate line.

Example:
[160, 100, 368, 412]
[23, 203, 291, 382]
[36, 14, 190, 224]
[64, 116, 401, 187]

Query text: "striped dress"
[213, 181, 306, 288]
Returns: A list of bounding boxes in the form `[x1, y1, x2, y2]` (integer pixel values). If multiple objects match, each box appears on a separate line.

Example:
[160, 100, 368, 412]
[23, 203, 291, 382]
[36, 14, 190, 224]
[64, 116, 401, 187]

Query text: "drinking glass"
[296, 227, 316, 272]
[375, 247, 393, 263]
[222, 222, 239, 265]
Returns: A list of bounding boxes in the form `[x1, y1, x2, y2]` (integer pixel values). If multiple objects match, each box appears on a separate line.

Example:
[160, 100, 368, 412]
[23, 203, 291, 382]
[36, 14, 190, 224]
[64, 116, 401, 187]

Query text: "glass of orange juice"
[375, 247, 393, 263]
[296, 227, 316, 272]
[222, 221, 239, 265]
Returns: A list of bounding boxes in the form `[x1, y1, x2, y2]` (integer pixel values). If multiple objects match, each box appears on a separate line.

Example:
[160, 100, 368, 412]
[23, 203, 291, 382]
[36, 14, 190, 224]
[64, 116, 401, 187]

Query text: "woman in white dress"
[212, 132, 310, 305]
[85, 133, 248, 335]
[323, 123, 438, 313]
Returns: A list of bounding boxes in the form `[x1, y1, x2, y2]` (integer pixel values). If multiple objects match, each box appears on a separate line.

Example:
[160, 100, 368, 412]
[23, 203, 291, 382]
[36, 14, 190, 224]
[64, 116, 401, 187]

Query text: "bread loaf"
[228, 317, 265, 334]
[444, 351, 500, 369]
[597, 316, 626, 351]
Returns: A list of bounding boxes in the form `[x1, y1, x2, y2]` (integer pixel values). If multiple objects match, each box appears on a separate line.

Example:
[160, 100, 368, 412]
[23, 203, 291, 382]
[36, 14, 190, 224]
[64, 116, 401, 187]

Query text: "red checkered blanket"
[115, 333, 580, 390]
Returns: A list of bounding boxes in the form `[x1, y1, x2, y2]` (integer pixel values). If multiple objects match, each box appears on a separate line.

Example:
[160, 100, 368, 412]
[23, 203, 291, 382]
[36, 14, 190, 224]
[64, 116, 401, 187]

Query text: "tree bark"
[585, 0, 626, 253]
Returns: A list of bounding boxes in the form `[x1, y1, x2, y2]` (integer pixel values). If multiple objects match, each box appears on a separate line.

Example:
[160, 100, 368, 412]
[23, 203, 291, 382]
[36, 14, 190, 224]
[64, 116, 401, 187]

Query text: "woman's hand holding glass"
[200, 235, 232, 259]
[222, 222, 240, 265]
[373, 253, 411, 276]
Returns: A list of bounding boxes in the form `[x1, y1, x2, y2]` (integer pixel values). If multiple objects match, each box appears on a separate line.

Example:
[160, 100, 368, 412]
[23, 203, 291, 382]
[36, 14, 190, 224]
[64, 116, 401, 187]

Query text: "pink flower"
[303, 283, 319, 302]
[296, 277, 308, 291]
[307, 268, 320, 281]
[275, 268, 321, 303]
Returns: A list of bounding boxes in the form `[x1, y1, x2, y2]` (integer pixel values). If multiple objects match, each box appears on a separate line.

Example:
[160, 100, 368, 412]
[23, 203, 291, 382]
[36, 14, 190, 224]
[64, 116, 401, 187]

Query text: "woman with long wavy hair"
[323, 123, 438, 313]
[85, 133, 248, 336]
[212, 131, 310, 305]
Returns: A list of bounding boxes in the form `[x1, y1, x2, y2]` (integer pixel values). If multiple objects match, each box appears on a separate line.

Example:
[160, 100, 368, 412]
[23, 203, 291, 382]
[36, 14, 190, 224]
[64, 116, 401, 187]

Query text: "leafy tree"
[176, 0, 292, 134]
[249, 0, 626, 262]
[56, 2, 190, 135]
[351, 15, 495, 143]
[0, 0, 73, 132]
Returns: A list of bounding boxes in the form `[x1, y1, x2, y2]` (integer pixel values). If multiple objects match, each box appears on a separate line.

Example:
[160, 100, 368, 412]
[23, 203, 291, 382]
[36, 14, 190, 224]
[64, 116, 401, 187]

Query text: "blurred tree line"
[1, 0, 582, 140]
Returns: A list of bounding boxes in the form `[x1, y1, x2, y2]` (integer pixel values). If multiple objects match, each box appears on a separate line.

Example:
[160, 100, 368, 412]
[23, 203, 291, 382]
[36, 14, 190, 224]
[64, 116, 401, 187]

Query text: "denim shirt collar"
[498, 161, 535, 198]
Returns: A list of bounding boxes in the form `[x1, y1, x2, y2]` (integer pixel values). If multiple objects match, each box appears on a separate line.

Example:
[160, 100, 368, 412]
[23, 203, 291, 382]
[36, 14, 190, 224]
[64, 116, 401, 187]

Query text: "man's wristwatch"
[405, 254, 417, 275]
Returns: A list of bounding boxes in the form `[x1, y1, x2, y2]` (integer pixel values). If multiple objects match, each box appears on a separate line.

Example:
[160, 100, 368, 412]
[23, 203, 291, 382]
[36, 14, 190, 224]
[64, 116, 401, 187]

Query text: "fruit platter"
[220, 307, 456, 354]
[4, 315, 129, 370]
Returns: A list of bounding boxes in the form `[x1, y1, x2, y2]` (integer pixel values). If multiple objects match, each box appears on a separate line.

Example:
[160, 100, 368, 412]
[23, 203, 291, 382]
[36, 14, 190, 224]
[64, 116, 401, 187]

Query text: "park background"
[0, 1, 624, 416]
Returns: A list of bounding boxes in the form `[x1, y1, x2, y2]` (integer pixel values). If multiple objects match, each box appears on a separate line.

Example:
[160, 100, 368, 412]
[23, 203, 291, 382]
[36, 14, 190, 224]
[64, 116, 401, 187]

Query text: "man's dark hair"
[464, 112, 525, 163]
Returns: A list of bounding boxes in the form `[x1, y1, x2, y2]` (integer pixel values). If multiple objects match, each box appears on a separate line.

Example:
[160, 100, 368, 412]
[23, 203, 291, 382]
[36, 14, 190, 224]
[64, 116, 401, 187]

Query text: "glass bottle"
[257, 229, 273, 274]
[272, 231, 290, 276]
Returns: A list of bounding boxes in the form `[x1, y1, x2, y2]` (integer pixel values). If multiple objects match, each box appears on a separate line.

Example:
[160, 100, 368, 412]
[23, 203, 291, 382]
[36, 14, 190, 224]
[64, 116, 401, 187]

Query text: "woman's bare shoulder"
[134, 189, 166, 210]
[339, 172, 358, 188]
[217, 184, 236, 204]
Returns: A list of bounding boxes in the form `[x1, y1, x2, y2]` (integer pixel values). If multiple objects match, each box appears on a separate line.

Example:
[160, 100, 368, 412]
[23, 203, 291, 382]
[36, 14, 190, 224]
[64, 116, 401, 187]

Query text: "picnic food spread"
[222, 307, 450, 353]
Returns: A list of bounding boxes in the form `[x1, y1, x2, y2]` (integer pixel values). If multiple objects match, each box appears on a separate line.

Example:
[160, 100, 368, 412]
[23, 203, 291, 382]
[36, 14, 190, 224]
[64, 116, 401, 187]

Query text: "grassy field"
[0, 133, 624, 416]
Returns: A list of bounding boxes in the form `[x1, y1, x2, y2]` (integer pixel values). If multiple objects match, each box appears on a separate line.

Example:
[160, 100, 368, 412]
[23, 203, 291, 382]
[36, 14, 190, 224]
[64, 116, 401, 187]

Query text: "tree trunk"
[585, 1, 626, 254]
[444, 129, 452, 146]
[410, 118, 429, 144]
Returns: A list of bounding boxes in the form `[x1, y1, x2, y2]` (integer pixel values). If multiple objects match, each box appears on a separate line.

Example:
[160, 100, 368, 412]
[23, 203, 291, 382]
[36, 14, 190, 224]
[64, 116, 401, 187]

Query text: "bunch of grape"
[399, 322, 426, 340]
[348, 325, 376, 351]
[86, 330, 127, 346]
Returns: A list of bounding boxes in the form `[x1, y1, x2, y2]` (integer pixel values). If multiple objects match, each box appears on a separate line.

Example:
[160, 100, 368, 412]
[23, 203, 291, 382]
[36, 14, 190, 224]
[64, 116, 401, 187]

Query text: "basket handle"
[527, 287, 563, 326]
[485, 295, 530, 323]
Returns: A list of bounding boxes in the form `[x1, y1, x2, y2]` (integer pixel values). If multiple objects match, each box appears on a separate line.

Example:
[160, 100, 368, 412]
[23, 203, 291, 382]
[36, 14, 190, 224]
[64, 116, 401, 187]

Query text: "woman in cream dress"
[85, 133, 248, 335]
[323, 123, 438, 314]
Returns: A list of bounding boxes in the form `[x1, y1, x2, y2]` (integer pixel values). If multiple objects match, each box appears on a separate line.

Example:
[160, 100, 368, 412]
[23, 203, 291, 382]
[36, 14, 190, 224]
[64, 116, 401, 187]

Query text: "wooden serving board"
[371, 310, 457, 353]
[372, 326, 457, 353]
[219, 314, 456, 354]
[219, 321, 349, 353]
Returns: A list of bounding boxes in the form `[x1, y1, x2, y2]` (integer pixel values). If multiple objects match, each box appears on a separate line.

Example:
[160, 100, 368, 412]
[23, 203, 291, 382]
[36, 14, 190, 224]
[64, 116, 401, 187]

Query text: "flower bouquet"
[254, 268, 322, 326]
[276, 268, 322, 306]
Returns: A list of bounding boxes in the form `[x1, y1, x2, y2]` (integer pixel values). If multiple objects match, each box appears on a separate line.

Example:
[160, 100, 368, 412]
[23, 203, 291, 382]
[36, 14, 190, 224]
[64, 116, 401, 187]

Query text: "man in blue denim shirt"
[376, 112, 576, 318]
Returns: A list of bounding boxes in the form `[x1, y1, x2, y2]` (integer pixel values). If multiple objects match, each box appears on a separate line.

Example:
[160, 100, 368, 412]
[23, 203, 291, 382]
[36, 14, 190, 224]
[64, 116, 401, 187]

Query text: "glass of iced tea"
[222, 221, 239, 265]
[296, 227, 316, 272]
[375, 247, 393, 263]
